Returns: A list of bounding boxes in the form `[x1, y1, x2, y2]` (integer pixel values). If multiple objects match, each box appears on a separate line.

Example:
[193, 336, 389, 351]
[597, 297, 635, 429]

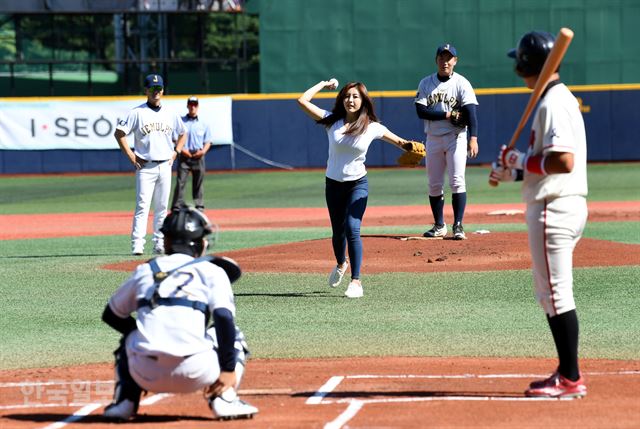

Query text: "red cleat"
[525, 371, 587, 398]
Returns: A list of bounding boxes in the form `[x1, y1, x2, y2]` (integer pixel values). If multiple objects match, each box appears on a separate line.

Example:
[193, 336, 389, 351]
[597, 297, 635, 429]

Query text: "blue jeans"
[325, 175, 368, 280]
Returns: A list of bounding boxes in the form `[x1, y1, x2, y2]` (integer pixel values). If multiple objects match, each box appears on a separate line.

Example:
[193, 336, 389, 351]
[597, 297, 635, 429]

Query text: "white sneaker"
[210, 388, 258, 420]
[132, 246, 144, 256]
[152, 245, 164, 255]
[423, 223, 447, 238]
[328, 261, 348, 288]
[344, 281, 363, 298]
[103, 399, 137, 421]
[452, 223, 466, 240]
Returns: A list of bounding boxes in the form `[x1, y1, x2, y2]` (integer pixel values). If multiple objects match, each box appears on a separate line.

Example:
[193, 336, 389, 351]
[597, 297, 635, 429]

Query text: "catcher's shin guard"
[104, 339, 142, 421]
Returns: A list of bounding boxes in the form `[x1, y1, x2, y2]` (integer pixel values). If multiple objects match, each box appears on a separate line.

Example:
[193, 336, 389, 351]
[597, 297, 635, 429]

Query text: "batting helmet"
[508, 31, 555, 77]
[160, 205, 213, 256]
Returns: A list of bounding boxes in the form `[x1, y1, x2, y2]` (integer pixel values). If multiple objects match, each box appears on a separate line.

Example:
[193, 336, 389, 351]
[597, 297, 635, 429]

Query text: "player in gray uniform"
[115, 74, 187, 256]
[415, 44, 479, 240]
[102, 206, 258, 420]
[491, 31, 588, 398]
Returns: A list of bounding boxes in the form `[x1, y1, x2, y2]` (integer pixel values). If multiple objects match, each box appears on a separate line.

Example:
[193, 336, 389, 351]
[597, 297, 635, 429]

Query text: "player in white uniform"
[102, 206, 258, 421]
[491, 31, 588, 398]
[415, 44, 479, 240]
[298, 79, 415, 298]
[115, 74, 187, 256]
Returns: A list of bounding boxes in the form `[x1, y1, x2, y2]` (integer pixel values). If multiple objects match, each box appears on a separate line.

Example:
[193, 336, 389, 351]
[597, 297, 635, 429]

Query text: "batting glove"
[499, 145, 527, 170]
[490, 161, 517, 183]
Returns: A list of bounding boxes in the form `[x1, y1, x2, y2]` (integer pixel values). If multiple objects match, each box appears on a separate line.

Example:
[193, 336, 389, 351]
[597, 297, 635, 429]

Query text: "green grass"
[1, 162, 638, 214]
[0, 164, 638, 369]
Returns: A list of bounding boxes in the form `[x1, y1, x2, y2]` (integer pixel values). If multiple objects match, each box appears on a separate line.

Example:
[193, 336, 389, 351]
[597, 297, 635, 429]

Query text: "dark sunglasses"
[187, 102, 199, 106]
[149, 85, 164, 92]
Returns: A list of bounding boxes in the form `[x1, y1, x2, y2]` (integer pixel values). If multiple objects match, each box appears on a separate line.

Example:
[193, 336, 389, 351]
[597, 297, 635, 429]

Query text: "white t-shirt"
[108, 253, 236, 358]
[415, 72, 478, 137]
[322, 110, 389, 182]
[523, 83, 588, 203]
[116, 102, 186, 161]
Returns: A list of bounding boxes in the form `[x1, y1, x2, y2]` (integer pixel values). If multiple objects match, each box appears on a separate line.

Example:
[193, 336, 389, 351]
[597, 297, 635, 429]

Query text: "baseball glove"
[449, 109, 468, 127]
[210, 255, 242, 283]
[397, 141, 426, 167]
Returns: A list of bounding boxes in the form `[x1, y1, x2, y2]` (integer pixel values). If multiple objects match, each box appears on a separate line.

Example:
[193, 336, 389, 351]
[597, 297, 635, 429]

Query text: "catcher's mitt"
[449, 109, 468, 127]
[210, 255, 242, 283]
[397, 141, 426, 167]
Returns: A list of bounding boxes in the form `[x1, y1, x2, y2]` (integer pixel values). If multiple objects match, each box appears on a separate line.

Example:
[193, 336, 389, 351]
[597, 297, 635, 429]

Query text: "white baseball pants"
[526, 195, 588, 316]
[131, 160, 173, 250]
[425, 131, 468, 196]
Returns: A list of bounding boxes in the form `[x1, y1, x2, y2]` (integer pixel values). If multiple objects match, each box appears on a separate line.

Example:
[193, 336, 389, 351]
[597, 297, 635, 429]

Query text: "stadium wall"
[259, 0, 640, 93]
[1, 84, 638, 174]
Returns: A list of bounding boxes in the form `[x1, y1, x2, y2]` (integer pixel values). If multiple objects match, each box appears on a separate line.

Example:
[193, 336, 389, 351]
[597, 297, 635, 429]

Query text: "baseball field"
[1, 163, 639, 428]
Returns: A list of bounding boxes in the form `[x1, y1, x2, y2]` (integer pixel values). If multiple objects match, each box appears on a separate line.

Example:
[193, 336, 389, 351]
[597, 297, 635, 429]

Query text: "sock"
[429, 194, 445, 226]
[547, 310, 580, 381]
[452, 192, 466, 225]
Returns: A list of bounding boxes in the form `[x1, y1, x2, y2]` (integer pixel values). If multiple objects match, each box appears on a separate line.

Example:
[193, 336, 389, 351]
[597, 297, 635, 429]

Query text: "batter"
[415, 44, 479, 240]
[115, 74, 187, 256]
[491, 31, 588, 398]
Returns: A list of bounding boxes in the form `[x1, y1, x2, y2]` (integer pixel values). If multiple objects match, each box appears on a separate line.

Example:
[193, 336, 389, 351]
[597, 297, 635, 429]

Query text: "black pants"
[171, 156, 206, 209]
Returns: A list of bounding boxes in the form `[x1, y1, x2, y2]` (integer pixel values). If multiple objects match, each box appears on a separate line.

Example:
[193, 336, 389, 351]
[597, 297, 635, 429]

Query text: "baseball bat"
[489, 27, 574, 187]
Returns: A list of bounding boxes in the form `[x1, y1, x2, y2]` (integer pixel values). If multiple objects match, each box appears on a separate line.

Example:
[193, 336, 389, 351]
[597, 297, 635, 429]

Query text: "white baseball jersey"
[322, 110, 389, 182]
[522, 83, 588, 204]
[116, 103, 186, 161]
[523, 82, 588, 317]
[415, 72, 478, 136]
[108, 253, 236, 358]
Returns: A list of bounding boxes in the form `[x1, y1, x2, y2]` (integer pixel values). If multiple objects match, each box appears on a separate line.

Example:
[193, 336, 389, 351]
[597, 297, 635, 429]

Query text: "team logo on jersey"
[118, 119, 127, 126]
[141, 122, 173, 136]
[425, 92, 458, 109]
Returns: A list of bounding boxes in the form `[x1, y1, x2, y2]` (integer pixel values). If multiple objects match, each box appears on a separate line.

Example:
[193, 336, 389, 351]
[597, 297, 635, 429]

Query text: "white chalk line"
[32, 393, 170, 429]
[321, 395, 577, 429]
[312, 370, 640, 429]
[306, 376, 344, 405]
[323, 400, 364, 429]
[327, 395, 575, 405]
[40, 403, 103, 429]
[10, 370, 637, 389]
[345, 370, 640, 380]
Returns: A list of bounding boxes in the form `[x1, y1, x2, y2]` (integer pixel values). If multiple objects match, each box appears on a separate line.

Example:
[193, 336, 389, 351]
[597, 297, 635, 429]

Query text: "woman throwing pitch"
[298, 79, 413, 298]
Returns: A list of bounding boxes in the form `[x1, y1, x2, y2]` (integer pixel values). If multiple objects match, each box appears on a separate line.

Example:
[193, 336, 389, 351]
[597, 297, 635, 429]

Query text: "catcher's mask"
[161, 205, 215, 257]
[508, 31, 555, 78]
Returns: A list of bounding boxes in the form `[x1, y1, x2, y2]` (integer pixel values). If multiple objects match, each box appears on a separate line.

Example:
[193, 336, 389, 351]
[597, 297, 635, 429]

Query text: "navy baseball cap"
[436, 44, 457, 57]
[187, 96, 199, 105]
[144, 74, 164, 88]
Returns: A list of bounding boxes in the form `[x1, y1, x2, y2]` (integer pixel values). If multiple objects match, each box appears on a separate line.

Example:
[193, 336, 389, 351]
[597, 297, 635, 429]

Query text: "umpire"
[171, 96, 213, 211]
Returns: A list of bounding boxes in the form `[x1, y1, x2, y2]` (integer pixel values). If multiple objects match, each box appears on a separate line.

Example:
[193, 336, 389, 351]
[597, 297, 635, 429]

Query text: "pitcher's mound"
[105, 232, 639, 273]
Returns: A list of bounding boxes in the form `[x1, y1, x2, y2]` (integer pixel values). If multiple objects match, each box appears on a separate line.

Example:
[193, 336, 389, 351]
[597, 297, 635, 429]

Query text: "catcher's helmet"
[160, 205, 213, 256]
[508, 31, 555, 77]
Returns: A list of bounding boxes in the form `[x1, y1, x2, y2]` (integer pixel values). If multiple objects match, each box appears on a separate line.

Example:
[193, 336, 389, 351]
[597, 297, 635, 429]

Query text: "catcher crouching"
[101, 205, 258, 421]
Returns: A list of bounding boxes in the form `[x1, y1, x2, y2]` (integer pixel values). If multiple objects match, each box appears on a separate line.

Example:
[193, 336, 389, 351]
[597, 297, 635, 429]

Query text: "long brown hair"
[317, 82, 379, 136]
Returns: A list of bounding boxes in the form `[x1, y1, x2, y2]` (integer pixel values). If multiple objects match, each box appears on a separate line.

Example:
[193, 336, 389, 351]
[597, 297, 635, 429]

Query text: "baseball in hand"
[328, 78, 339, 90]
